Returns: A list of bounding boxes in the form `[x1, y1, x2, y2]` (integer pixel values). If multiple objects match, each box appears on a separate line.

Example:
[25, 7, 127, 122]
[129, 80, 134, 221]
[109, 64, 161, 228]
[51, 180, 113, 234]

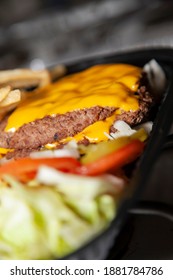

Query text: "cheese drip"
[5, 64, 142, 142]
[61, 115, 116, 144]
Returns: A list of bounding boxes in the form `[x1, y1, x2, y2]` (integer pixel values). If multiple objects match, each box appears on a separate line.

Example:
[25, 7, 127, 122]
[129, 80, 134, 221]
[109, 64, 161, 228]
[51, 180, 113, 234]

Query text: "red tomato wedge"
[0, 157, 81, 182]
[75, 139, 145, 176]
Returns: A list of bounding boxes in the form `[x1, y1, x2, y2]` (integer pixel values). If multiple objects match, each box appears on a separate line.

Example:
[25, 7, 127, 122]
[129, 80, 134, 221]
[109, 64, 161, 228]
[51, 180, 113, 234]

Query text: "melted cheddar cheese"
[0, 147, 13, 157]
[5, 64, 142, 143]
[61, 115, 116, 144]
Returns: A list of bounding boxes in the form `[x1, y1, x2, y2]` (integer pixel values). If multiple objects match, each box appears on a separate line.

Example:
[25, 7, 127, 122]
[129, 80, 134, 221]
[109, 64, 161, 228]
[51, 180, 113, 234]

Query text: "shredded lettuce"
[0, 168, 117, 260]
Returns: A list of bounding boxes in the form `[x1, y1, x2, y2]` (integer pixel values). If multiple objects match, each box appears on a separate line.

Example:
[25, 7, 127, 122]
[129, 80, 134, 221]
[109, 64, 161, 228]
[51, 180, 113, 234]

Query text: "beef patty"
[0, 82, 153, 160]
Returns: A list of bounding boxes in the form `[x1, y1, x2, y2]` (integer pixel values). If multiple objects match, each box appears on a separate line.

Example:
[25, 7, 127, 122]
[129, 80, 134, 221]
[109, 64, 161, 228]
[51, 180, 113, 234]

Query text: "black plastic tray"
[60, 47, 173, 259]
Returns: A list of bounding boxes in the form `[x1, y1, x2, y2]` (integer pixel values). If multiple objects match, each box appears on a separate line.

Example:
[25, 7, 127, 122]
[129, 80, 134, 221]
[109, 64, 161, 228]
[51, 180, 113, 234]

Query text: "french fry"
[0, 89, 21, 107]
[0, 69, 51, 89]
[0, 65, 66, 120]
[0, 87, 22, 121]
[0, 86, 11, 102]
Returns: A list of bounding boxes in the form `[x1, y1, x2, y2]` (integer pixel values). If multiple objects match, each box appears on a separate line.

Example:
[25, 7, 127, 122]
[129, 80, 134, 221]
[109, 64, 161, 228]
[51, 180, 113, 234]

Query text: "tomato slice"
[75, 139, 144, 176]
[0, 157, 81, 182]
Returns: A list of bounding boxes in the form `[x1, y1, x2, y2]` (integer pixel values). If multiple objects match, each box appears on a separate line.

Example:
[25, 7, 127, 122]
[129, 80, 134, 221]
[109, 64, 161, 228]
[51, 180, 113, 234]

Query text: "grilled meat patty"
[0, 106, 116, 150]
[0, 63, 154, 160]
[0, 83, 152, 160]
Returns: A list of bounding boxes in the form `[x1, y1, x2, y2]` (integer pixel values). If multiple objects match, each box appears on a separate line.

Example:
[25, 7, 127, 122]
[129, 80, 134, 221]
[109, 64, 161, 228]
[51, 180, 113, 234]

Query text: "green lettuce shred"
[0, 169, 117, 260]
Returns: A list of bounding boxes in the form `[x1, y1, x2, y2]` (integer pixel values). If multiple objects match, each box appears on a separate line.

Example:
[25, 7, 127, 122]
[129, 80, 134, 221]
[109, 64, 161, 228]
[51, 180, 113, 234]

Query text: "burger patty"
[0, 83, 153, 160]
[0, 106, 116, 150]
[116, 85, 152, 125]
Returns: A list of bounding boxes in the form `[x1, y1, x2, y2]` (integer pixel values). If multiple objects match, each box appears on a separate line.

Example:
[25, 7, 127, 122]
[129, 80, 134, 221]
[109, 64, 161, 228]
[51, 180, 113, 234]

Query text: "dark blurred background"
[0, 0, 173, 69]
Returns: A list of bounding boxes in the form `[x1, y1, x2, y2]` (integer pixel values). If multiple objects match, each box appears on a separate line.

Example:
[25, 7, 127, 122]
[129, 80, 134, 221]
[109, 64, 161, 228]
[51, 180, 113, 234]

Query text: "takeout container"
[55, 47, 173, 259]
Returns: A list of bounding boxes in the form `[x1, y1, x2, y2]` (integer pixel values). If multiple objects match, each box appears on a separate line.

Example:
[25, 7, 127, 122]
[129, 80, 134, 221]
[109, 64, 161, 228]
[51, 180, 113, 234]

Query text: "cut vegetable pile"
[0, 126, 147, 259]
